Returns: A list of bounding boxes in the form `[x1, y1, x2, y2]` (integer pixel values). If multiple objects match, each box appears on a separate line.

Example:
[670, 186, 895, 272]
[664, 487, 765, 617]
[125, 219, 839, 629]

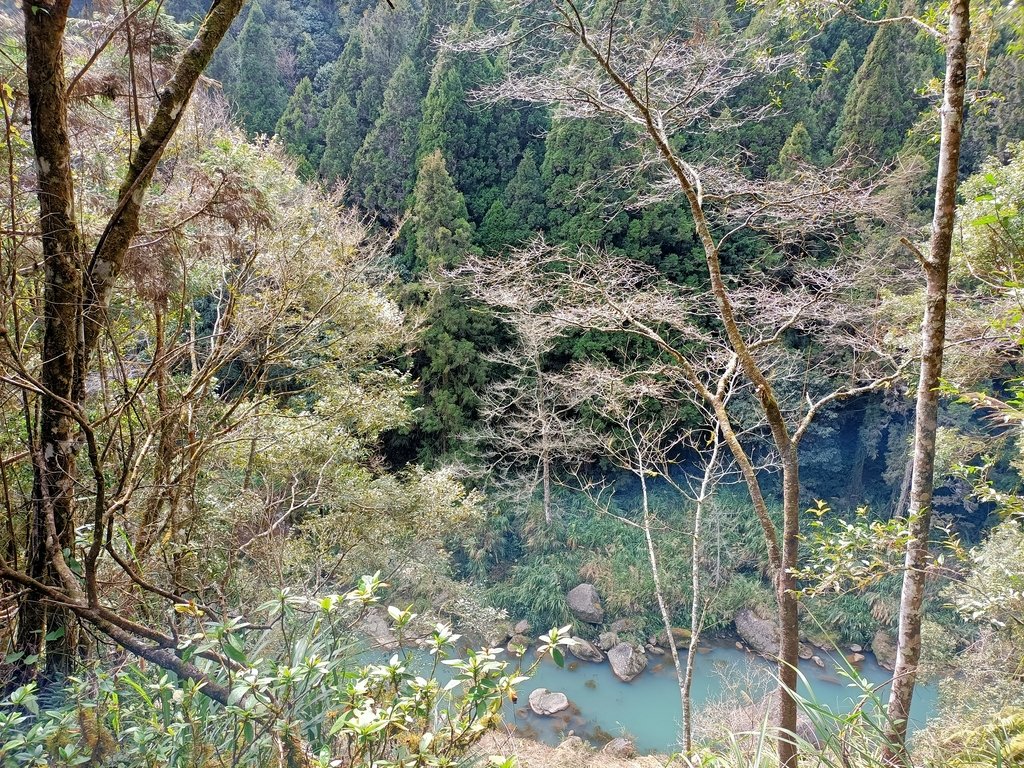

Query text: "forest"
[0, 0, 1023, 765]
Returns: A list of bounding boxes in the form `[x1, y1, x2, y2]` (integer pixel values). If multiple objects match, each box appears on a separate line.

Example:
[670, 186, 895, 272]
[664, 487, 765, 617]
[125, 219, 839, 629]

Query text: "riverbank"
[477, 731, 673, 768]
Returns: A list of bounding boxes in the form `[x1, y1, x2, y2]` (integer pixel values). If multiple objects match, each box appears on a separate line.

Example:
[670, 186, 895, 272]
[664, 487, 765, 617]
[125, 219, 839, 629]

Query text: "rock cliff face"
[607, 642, 648, 682]
[566, 583, 605, 624]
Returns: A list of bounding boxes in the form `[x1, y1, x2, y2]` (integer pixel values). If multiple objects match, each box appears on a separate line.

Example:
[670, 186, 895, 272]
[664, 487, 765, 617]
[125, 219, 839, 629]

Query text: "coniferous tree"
[349, 56, 425, 221]
[319, 93, 361, 184]
[773, 121, 813, 177]
[275, 77, 320, 177]
[835, 23, 924, 161]
[408, 149, 500, 458]
[813, 40, 856, 152]
[231, 1, 288, 136]
[418, 52, 525, 221]
[478, 147, 547, 251]
[411, 149, 475, 274]
[542, 119, 630, 246]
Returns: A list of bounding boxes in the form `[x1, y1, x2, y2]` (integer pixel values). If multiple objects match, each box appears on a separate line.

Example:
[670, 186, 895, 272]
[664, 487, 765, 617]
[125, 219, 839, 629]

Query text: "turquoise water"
[504, 642, 939, 753]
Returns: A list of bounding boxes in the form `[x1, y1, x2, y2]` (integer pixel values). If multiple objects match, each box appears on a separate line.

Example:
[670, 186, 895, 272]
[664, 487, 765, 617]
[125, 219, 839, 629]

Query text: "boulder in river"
[558, 735, 585, 751]
[609, 618, 632, 633]
[507, 634, 531, 656]
[597, 631, 619, 651]
[660, 627, 693, 648]
[646, 643, 666, 656]
[607, 642, 648, 682]
[812, 655, 825, 668]
[568, 637, 605, 663]
[358, 608, 398, 650]
[848, 652, 866, 664]
[513, 619, 531, 636]
[528, 688, 570, 716]
[566, 583, 605, 624]
[602, 737, 636, 758]
[872, 629, 897, 671]
[734, 608, 813, 660]
[849, 643, 863, 653]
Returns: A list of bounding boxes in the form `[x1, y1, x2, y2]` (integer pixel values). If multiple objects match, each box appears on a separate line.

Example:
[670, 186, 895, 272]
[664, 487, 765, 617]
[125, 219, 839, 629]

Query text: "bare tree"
[883, 0, 972, 760]
[564, 362, 733, 756]
[469, 304, 590, 525]
[459, 235, 902, 768]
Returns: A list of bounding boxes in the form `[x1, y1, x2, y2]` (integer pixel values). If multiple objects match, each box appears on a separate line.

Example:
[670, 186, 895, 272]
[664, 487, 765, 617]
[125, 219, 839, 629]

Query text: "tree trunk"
[17, 0, 84, 682]
[883, 0, 970, 761]
[777, 448, 802, 768]
[10, 0, 247, 683]
[683, 429, 722, 756]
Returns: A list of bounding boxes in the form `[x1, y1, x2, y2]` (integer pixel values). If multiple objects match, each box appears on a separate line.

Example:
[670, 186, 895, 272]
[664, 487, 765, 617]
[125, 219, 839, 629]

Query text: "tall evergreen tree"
[835, 23, 924, 161]
[231, 1, 288, 136]
[349, 56, 425, 221]
[812, 40, 856, 152]
[319, 93, 361, 185]
[542, 119, 630, 247]
[411, 149, 475, 274]
[408, 150, 501, 458]
[417, 52, 525, 221]
[478, 147, 547, 251]
[275, 77, 320, 177]
[773, 121, 813, 178]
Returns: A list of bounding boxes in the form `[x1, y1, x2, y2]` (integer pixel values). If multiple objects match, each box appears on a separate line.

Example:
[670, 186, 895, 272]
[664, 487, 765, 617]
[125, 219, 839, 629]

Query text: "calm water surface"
[501, 642, 938, 753]
[363, 639, 938, 754]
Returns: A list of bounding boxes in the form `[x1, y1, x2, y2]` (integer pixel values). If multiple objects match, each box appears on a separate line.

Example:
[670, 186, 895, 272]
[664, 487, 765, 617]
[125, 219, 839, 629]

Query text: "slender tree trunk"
[683, 429, 722, 756]
[883, 1, 970, 761]
[636, 457, 690, 743]
[777, 451, 802, 767]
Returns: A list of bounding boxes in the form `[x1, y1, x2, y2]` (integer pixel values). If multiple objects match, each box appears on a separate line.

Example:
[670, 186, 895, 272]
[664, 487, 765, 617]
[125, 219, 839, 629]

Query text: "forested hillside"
[2, 0, 1024, 766]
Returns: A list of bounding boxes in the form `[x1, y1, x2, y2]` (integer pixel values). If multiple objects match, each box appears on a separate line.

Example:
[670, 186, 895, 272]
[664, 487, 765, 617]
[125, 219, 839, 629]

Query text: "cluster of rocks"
[518, 582, 900, 732]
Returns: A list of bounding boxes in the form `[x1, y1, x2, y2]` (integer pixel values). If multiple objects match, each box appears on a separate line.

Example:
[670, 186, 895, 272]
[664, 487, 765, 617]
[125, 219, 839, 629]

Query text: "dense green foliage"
[4, 0, 1024, 766]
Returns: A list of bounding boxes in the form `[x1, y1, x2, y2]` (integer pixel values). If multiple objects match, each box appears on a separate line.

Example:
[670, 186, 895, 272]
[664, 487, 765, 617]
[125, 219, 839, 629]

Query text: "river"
[505, 642, 939, 753]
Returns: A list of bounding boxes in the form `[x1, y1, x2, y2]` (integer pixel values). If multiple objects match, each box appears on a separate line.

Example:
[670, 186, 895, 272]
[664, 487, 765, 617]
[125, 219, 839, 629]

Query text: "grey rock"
[812, 655, 825, 668]
[646, 643, 666, 656]
[872, 629, 897, 671]
[597, 631, 619, 651]
[849, 652, 866, 664]
[566, 583, 605, 624]
[507, 634, 531, 656]
[661, 627, 693, 648]
[514, 619, 531, 635]
[735, 608, 813, 660]
[528, 688, 570, 716]
[568, 637, 605, 663]
[609, 618, 631, 634]
[359, 609, 398, 650]
[607, 642, 648, 682]
[602, 738, 636, 758]
[849, 643, 863, 653]
[559, 735, 585, 751]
